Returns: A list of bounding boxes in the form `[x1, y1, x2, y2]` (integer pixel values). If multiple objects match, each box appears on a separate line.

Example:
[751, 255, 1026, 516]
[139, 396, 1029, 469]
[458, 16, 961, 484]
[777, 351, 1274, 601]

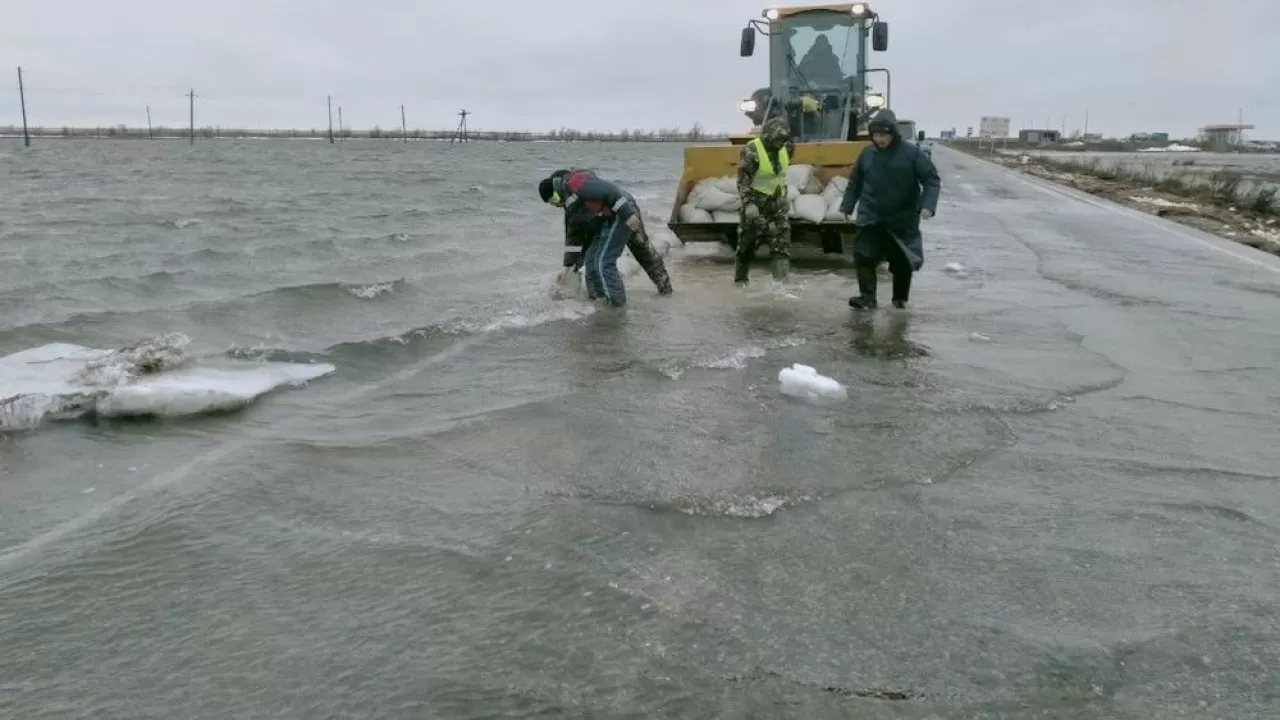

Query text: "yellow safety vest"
[749, 137, 790, 195]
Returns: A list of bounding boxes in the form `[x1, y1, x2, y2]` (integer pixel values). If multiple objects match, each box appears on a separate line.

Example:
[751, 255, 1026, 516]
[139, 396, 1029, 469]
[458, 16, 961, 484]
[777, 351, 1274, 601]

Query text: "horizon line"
[0, 125, 737, 141]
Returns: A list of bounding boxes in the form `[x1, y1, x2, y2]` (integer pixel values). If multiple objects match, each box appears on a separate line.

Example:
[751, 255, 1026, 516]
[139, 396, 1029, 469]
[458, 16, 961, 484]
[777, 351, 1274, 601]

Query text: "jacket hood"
[760, 117, 791, 148]
[867, 108, 899, 136]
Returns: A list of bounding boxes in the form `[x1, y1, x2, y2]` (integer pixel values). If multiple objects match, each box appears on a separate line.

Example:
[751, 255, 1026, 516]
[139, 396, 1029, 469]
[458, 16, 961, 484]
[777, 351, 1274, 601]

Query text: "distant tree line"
[0, 122, 721, 142]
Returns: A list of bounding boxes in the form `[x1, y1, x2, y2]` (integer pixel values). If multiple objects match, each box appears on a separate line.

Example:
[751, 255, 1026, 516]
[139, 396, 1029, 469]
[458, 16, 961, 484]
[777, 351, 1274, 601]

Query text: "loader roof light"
[850, 3, 868, 15]
[866, 93, 886, 108]
[739, 99, 759, 113]
[763, 8, 780, 20]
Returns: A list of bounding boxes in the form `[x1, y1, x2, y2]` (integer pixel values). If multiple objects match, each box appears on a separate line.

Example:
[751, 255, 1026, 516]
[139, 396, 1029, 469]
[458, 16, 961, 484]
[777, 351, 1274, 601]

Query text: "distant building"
[979, 117, 1011, 138]
[1018, 129, 1061, 144]
[1130, 132, 1169, 142]
[1199, 123, 1254, 147]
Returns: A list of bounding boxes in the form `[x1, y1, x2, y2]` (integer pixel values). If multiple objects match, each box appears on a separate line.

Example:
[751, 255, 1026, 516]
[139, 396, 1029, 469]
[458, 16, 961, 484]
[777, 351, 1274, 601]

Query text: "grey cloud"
[1, 0, 1274, 138]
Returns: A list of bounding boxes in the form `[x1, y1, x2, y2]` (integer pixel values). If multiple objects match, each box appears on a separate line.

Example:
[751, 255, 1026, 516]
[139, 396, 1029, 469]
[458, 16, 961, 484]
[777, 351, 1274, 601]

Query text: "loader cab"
[739, 4, 889, 143]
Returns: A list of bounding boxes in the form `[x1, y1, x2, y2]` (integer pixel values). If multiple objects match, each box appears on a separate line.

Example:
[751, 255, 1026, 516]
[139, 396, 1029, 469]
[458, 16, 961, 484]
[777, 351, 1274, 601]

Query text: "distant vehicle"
[666, 3, 892, 256]
[916, 130, 933, 157]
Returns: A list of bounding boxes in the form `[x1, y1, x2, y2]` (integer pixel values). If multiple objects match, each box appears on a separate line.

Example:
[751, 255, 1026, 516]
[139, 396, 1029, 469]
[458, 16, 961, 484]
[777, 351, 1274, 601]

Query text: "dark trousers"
[583, 215, 632, 307]
[853, 224, 913, 302]
[572, 224, 672, 296]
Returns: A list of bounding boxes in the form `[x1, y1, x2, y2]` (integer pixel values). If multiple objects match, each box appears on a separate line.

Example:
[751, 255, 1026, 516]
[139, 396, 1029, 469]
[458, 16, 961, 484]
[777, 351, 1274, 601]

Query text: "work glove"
[743, 203, 761, 220]
[920, 209, 934, 220]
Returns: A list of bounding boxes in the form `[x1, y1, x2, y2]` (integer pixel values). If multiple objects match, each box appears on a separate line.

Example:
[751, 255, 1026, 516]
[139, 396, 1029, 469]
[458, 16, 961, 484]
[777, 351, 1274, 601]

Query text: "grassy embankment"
[949, 141, 1280, 255]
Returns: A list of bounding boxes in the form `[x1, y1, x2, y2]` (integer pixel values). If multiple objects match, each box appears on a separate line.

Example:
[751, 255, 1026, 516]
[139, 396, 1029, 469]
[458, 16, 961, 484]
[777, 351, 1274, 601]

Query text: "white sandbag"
[792, 194, 827, 223]
[679, 203, 714, 223]
[786, 164, 824, 194]
[694, 185, 741, 213]
[785, 164, 815, 192]
[686, 177, 716, 205]
[822, 176, 849, 205]
[787, 185, 801, 204]
[689, 176, 740, 207]
[824, 192, 848, 221]
[712, 211, 740, 223]
[550, 267, 588, 301]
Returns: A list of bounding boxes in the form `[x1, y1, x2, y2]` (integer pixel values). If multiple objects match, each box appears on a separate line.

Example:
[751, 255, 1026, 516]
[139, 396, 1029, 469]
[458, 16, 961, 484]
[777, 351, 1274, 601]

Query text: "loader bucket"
[666, 139, 871, 254]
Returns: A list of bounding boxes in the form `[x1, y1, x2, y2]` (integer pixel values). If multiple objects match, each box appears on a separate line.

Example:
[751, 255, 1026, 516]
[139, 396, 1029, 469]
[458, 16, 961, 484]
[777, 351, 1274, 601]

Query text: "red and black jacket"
[550, 169, 640, 267]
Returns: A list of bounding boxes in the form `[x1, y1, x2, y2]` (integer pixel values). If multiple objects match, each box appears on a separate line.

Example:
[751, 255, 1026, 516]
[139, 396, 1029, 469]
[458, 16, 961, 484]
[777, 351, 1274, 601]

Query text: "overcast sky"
[1, 0, 1275, 139]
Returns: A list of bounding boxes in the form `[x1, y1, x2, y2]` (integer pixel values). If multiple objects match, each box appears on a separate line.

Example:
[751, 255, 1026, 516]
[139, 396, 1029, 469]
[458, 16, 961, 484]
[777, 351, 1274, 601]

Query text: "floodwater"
[2, 140, 1279, 718]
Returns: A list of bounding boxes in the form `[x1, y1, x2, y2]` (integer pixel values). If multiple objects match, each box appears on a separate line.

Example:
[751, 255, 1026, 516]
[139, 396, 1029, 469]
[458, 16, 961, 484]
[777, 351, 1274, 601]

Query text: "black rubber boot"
[770, 255, 790, 282]
[892, 270, 911, 309]
[734, 258, 750, 286]
[848, 265, 877, 309]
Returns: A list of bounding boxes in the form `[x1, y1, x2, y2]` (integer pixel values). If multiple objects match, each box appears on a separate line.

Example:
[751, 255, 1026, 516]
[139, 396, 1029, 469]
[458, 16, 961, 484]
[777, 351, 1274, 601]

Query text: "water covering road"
[1, 140, 1277, 718]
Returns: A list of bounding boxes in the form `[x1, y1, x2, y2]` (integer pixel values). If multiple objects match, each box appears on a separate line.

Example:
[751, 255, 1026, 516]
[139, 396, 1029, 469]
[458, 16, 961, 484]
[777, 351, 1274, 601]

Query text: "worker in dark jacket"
[537, 170, 646, 307]
[539, 169, 672, 296]
[839, 108, 941, 309]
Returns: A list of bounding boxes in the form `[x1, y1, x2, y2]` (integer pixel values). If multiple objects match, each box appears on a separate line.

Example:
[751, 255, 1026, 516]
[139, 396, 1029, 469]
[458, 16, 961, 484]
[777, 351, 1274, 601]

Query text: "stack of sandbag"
[681, 176, 741, 224]
[786, 163, 828, 223]
[675, 165, 853, 225]
[822, 176, 850, 221]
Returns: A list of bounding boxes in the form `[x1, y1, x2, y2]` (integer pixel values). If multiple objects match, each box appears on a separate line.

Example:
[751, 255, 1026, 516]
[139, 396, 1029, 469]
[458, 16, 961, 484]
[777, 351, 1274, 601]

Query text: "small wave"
[166, 218, 202, 229]
[224, 303, 598, 367]
[325, 303, 598, 350]
[661, 337, 807, 378]
[341, 281, 398, 299]
[239, 278, 406, 306]
[1, 332, 333, 432]
[655, 492, 815, 519]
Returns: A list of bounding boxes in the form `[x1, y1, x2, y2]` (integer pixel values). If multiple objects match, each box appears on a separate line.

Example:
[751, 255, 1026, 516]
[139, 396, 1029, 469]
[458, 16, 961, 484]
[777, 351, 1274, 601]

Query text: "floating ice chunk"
[944, 262, 965, 273]
[778, 363, 847, 402]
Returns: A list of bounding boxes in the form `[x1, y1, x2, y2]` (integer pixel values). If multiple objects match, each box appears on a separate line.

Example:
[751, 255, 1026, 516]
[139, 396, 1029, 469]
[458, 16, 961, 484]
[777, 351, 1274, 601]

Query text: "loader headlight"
[763, 8, 779, 20]
[739, 99, 759, 113]
[866, 93, 886, 109]
[850, 3, 868, 16]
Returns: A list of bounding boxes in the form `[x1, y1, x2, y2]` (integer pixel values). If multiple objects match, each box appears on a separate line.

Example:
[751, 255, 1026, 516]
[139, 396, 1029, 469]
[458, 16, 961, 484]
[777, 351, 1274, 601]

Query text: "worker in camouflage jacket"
[735, 117, 795, 285]
[539, 169, 673, 298]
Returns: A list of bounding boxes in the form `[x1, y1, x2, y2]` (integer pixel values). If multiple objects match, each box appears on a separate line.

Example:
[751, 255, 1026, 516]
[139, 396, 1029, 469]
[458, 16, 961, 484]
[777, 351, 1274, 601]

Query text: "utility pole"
[338, 106, 343, 141]
[187, 88, 197, 145]
[146, 105, 153, 139]
[17, 66, 30, 147]
[327, 96, 334, 143]
[452, 109, 469, 143]
[1084, 108, 1089, 136]
[401, 104, 407, 143]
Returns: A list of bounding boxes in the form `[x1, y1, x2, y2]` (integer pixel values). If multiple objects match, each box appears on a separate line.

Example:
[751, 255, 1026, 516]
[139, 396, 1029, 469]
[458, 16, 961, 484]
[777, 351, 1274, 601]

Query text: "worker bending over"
[538, 170, 650, 307]
[539, 169, 672, 297]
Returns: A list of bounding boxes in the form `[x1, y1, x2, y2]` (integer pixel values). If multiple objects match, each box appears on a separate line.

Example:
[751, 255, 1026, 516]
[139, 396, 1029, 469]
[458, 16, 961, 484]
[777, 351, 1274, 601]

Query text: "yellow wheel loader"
[666, 3, 891, 255]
